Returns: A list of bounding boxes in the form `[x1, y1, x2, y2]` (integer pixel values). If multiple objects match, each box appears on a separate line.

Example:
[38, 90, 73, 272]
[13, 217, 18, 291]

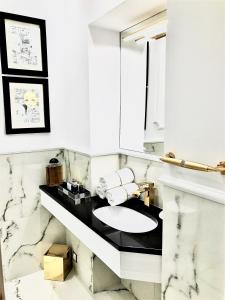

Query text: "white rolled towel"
[99, 168, 134, 191]
[106, 183, 139, 206]
[96, 185, 106, 199]
[117, 168, 135, 185]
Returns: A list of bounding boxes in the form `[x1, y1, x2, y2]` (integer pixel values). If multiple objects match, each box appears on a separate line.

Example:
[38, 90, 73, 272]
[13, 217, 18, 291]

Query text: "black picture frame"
[0, 12, 48, 77]
[2, 76, 50, 134]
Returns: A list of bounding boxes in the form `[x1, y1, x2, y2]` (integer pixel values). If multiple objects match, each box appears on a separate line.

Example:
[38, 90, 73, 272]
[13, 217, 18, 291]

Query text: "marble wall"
[72, 151, 164, 207]
[0, 150, 67, 281]
[1, 148, 223, 300]
[119, 154, 163, 207]
[122, 279, 161, 300]
[0, 148, 164, 300]
[162, 186, 225, 300]
[66, 229, 93, 291]
[66, 229, 122, 294]
[67, 229, 125, 300]
[63, 149, 91, 189]
[63, 150, 164, 209]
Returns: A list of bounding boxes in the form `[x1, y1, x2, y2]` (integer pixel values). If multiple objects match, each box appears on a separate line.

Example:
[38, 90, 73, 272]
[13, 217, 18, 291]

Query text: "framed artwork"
[0, 12, 48, 77]
[2, 76, 50, 134]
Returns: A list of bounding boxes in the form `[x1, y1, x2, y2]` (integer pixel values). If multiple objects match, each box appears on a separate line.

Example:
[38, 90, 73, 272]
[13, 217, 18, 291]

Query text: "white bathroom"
[0, 0, 224, 300]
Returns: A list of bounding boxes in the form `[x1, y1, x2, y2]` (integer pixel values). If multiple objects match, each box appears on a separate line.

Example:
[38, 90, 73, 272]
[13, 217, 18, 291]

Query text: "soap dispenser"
[46, 158, 63, 187]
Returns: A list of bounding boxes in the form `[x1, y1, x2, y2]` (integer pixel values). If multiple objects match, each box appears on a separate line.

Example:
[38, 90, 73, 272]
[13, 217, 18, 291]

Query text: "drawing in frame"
[2, 76, 50, 134]
[0, 12, 48, 77]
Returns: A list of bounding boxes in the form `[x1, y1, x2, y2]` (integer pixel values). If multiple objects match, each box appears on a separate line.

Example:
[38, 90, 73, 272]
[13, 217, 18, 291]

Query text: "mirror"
[120, 11, 167, 156]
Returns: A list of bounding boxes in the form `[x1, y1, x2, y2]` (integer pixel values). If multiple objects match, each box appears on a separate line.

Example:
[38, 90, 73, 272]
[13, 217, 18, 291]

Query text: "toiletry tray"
[58, 182, 90, 203]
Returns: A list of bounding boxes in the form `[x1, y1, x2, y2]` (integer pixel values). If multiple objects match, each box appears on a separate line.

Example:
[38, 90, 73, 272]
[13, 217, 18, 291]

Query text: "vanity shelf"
[40, 185, 162, 283]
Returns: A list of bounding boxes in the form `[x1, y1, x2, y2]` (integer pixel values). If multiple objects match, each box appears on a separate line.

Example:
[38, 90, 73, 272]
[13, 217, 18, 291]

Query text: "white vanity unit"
[40, 186, 162, 283]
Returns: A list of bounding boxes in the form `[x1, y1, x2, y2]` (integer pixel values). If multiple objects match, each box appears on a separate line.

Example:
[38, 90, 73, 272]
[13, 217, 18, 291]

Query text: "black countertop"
[40, 185, 162, 255]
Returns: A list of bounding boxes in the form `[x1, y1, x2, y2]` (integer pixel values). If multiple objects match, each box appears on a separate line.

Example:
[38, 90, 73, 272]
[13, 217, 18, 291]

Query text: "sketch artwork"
[10, 25, 38, 66]
[5, 19, 43, 71]
[9, 83, 45, 129]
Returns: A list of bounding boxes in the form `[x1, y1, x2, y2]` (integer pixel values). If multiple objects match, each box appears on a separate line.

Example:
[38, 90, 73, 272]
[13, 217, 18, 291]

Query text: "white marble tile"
[4, 270, 139, 300]
[162, 186, 225, 300]
[4, 270, 94, 300]
[0, 150, 66, 281]
[2, 207, 66, 281]
[122, 279, 161, 300]
[0, 149, 64, 221]
[94, 285, 137, 300]
[63, 149, 91, 189]
[92, 256, 121, 293]
[66, 229, 93, 292]
[4, 271, 53, 300]
[5, 267, 136, 300]
[51, 271, 94, 300]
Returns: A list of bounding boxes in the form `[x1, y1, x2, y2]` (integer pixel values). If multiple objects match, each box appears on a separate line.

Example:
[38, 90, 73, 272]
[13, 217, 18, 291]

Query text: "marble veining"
[0, 150, 66, 281]
[162, 195, 199, 300]
[92, 255, 121, 293]
[122, 279, 161, 300]
[1, 149, 164, 300]
[4, 270, 141, 300]
[63, 149, 91, 188]
[66, 229, 93, 291]
[162, 186, 225, 300]
[94, 287, 137, 300]
[8, 215, 54, 266]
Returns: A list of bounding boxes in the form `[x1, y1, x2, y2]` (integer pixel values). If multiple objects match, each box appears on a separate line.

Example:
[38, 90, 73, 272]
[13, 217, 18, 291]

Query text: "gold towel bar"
[160, 152, 225, 175]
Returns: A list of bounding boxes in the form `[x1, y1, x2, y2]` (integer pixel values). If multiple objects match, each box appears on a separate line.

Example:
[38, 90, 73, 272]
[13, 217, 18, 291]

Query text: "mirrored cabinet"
[120, 11, 167, 156]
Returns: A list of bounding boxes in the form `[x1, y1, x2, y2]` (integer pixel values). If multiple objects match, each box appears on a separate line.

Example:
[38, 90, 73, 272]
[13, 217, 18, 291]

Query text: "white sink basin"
[159, 211, 163, 220]
[93, 206, 158, 233]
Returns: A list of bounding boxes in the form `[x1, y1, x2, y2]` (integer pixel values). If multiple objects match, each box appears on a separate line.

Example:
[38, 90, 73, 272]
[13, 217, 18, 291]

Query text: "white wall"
[88, 26, 121, 153]
[0, 0, 64, 153]
[87, 0, 125, 24]
[165, 0, 225, 163]
[164, 0, 225, 189]
[0, 0, 126, 155]
[0, 0, 92, 153]
[60, 1, 92, 153]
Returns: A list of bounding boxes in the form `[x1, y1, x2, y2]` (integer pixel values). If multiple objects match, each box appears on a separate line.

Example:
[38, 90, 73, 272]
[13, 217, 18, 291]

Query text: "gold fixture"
[133, 182, 156, 207]
[160, 152, 225, 175]
[152, 32, 166, 40]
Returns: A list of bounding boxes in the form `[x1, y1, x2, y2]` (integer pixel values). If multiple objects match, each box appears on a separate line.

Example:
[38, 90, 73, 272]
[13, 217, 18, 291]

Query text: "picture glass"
[5, 19, 43, 71]
[9, 82, 45, 129]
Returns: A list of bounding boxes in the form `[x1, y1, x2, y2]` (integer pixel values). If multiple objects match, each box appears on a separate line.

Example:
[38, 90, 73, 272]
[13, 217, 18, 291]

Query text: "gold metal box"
[43, 244, 72, 281]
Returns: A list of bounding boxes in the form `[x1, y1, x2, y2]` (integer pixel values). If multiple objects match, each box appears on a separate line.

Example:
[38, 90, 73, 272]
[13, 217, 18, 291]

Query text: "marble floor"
[4, 271, 92, 300]
[4, 271, 136, 300]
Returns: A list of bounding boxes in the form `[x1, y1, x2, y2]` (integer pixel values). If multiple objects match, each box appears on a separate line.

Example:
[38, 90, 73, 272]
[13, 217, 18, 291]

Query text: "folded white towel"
[106, 183, 139, 206]
[99, 168, 134, 191]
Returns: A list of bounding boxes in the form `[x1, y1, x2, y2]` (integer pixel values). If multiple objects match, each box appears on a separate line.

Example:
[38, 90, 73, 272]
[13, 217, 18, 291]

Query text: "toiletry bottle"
[46, 158, 63, 187]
